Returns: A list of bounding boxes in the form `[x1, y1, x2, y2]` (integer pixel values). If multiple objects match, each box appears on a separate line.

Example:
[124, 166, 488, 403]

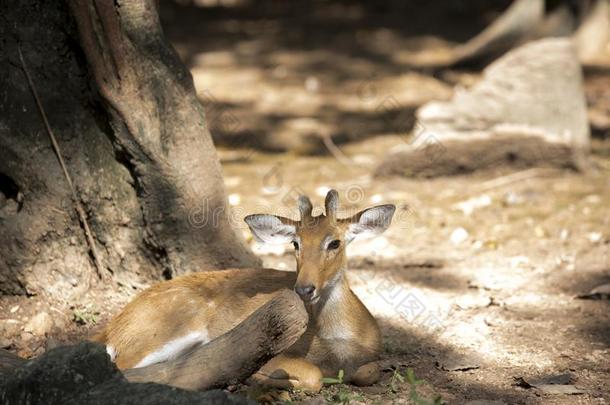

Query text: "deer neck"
[308, 268, 354, 322]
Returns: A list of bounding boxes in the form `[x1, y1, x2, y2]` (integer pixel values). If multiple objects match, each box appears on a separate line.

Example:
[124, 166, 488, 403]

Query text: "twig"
[18, 45, 106, 281]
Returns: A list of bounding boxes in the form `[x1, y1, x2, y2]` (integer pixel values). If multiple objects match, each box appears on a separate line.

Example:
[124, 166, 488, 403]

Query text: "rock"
[71, 383, 252, 405]
[513, 373, 586, 395]
[450, 228, 469, 245]
[455, 295, 492, 310]
[535, 384, 586, 395]
[0, 342, 253, 405]
[24, 312, 54, 337]
[577, 283, 610, 300]
[453, 195, 492, 215]
[0, 338, 11, 349]
[436, 353, 481, 372]
[376, 39, 589, 178]
[0, 319, 21, 337]
[587, 232, 603, 244]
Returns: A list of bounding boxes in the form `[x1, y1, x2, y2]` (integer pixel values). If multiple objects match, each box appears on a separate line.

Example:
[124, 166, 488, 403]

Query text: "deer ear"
[245, 214, 297, 244]
[345, 204, 396, 243]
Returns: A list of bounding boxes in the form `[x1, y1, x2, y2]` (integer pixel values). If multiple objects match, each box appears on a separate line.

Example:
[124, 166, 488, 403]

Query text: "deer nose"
[294, 284, 316, 300]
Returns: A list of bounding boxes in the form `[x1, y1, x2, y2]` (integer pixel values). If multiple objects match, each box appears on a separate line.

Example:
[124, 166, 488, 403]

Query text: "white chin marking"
[106, 345, 117, 362]
[134, 330, 209, 368]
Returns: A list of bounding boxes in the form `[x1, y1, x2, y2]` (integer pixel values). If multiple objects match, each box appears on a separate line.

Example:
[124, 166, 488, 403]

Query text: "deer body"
[93, 191, 395, 391]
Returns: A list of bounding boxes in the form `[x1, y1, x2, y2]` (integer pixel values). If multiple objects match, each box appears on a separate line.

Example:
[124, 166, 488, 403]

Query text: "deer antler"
[324, 189, 339, 222]
[298, 195, 313, 222]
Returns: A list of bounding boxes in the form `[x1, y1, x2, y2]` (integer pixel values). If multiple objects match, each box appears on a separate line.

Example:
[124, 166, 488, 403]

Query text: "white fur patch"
[106, 345, 116, 362]
[244, 214, 296, 244]
[320, 287, 354, 341]
[134, 330, 209, 368]
[346, 205, 395, 242]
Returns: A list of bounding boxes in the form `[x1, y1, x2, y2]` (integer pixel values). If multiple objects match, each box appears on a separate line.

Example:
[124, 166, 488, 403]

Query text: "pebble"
[454, 194, 492, 215]
[450, 227, 469, 244]
[588, 232, 602, 244]
[228, 193, 241, 206]
[24, 312, 54, 337]
[305, 76, 319, 92]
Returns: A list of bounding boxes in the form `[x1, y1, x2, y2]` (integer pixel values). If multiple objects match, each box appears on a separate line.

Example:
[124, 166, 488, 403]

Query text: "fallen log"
[123, 289, 308, 390]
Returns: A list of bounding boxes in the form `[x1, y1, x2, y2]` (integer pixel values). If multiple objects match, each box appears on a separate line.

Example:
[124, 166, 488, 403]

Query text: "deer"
[92, 189, 396, 392]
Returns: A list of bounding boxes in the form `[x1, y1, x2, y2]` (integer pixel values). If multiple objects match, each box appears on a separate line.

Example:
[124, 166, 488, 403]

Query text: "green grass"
[390, 368, 443, 405]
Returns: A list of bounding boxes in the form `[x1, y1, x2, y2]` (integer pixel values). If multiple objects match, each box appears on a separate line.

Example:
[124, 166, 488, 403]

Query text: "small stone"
[437, 353, 481, 371]
[24, 312, 54, 337]
[456, 295, 492, 310]
[0, 319, 21, 337]
[20, 332, 33, 343]
[509, 255, 530, 268]
[584, 194, 601, 204]
[450, 227, 469, 244]
[587, 232, 602, 243]
[120, 215, 130, 226]
[228, 193, 241, 206]
[536, 384, 585, 395]
[453, 194, 492, 215]
[504, 191, 524, 205]
[305, 76, 319, 92]
[0, 337, 12, 348]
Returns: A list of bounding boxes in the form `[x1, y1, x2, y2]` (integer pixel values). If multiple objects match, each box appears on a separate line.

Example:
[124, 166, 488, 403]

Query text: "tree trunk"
[0, 0, 259, 300]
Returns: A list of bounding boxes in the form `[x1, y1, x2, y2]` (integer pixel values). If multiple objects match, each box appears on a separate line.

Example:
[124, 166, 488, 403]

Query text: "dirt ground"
[1, 1, 609, 404]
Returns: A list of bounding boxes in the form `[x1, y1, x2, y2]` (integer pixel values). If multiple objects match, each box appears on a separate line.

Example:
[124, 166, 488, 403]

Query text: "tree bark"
[123, 290, 308, 390]
[0, 0, 258, 299]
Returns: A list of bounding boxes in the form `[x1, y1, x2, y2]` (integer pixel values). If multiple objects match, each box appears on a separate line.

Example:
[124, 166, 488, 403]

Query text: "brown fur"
[95, 194, 392, 391]
[101, 269, 295, 369]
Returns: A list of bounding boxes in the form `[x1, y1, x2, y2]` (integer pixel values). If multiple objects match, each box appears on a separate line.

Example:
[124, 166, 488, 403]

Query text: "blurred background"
[155, 0, 610, 402]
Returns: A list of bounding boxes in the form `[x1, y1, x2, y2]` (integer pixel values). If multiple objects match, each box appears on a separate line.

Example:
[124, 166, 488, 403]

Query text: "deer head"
[245, 190, 395, 304]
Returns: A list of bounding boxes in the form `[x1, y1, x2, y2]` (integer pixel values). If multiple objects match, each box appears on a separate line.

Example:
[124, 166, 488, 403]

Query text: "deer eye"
[327, 239, 341, 250]
[292, 241, 299, 250]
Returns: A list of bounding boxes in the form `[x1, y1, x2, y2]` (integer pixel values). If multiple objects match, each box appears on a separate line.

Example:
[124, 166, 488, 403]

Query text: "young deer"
[93, 190, 395, 391]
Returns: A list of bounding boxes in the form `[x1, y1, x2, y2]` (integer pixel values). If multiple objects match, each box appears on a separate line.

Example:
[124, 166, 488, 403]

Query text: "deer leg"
[249, 354, 323, 392]
[350, 361, 381, 386]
